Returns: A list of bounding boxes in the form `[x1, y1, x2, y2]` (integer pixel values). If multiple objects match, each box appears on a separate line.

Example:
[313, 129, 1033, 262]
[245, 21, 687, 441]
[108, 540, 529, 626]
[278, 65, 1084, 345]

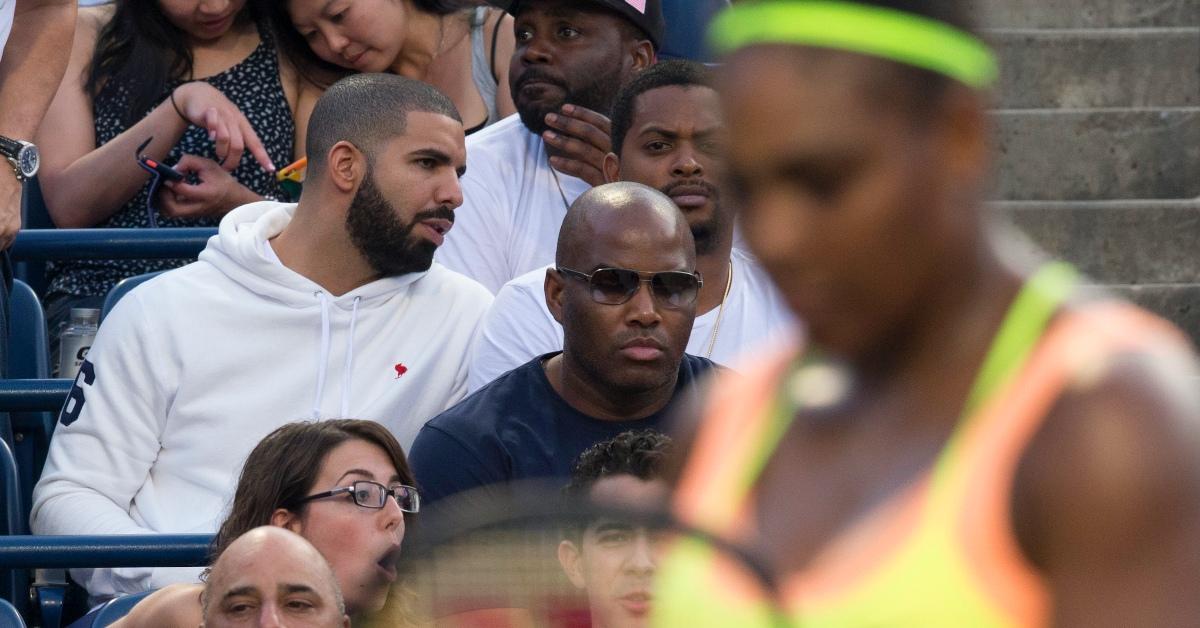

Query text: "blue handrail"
[0, 535, 213, 569]
[9, 228, 216, 261]
[0, 380, 72, 413]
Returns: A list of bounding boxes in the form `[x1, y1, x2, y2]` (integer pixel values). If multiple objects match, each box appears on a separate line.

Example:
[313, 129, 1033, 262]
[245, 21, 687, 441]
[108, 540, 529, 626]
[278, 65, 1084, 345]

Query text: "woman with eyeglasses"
[107, 419, 420, 627]
[36, 0, 322, 371]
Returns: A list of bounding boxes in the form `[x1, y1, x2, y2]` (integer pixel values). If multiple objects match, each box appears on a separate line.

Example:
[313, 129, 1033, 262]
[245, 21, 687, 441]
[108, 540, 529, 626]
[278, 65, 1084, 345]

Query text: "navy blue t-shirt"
[409, 352, 716, 505]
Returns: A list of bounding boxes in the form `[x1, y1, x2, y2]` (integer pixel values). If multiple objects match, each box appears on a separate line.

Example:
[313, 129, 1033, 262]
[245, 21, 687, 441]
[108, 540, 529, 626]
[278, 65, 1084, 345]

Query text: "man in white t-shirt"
[435, 0, 664, 293]
[32, 75, 493, 599]
[468, 61, 797, 391]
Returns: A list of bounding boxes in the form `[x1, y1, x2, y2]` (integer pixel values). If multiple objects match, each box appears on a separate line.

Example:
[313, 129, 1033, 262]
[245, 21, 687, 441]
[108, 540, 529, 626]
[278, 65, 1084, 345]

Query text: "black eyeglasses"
[556, 267, 703, 308]
[298, 480, 420, 513]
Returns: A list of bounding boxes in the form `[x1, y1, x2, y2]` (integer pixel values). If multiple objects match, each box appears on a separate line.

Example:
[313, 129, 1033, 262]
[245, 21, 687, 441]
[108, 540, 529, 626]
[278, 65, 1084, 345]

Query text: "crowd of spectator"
[2, 0, 770, 623]
[4, 0, 1200, 626]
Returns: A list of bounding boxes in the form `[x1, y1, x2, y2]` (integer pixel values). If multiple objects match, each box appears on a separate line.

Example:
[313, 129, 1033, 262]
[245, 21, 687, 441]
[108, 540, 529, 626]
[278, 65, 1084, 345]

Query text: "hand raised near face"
[543, 104, 613, 187]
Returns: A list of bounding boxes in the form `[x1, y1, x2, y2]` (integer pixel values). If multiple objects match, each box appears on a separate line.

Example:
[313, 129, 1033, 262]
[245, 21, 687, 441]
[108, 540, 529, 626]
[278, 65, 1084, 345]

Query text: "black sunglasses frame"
[555, 266, 703, 308]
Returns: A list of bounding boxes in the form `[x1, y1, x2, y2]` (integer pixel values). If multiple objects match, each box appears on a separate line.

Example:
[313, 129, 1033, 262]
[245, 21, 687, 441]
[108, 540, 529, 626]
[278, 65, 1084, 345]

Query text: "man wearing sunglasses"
[467, 60, 797, 392]
[410, 182, 715, 506]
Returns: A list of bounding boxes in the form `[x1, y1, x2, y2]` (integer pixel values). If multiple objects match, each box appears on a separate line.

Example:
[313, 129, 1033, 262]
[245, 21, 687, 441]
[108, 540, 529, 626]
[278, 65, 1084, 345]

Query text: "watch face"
[17, 144, 39, 178]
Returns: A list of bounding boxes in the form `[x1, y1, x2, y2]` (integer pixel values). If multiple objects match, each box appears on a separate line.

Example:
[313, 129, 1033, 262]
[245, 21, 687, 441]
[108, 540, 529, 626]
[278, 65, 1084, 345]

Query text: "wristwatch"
[0, 134, 40, 182]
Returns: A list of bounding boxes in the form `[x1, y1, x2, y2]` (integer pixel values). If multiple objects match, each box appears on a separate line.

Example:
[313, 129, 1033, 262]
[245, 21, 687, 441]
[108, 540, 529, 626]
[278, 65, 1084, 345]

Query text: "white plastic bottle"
[57, 308, 100, 379]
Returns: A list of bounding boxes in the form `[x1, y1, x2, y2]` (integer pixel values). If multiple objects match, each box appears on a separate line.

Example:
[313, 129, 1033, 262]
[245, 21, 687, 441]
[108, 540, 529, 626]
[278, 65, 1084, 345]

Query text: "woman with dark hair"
[109, 419, 419, 627]
[36, 0, 321, 362]
[264, 0, 516, 134]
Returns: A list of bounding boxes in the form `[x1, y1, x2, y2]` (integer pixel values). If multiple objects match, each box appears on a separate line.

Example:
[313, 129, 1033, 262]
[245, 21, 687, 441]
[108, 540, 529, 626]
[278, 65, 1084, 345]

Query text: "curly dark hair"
[563, 430, 673, 499]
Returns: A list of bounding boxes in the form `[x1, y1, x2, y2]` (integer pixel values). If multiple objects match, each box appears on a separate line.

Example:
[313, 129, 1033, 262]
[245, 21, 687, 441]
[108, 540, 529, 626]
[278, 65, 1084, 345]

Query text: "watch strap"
[0, 135, 21, 159]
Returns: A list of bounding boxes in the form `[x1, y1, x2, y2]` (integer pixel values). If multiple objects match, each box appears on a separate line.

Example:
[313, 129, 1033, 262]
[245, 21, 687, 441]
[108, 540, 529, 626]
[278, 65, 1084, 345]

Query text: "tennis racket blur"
[362, 479, 792, 628]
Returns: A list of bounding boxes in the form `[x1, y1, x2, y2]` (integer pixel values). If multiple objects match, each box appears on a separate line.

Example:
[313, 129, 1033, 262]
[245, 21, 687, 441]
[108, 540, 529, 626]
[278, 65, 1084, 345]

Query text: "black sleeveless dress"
[44, 23, 295, 302]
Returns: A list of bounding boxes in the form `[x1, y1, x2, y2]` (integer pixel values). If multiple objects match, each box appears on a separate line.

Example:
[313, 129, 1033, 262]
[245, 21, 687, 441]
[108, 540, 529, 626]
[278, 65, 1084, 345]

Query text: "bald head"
[203, 527, 348, 628]
[556, 182, 695, 269]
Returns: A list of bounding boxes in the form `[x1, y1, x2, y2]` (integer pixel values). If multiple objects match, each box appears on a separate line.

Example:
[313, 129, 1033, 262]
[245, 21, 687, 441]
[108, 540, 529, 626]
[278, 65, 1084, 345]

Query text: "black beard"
[515, 64, 625, 136]
[345, 171, 450, 278]
[692, 221, 719, 256]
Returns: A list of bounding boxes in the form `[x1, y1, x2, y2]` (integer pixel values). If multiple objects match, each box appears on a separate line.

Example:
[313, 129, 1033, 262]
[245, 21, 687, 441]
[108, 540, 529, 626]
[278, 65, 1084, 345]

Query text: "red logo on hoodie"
[394, 363, 408, 379]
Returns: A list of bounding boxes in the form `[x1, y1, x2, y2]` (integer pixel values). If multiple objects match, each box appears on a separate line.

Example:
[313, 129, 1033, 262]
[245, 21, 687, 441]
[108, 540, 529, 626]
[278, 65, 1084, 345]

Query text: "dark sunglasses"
[556, 267, 703, 308]
[298, 479, 420, 513]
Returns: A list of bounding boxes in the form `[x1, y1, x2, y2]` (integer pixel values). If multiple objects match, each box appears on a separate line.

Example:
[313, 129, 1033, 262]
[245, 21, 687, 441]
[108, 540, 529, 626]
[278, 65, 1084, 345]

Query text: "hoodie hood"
[200, 201, 426, 309]
[199, 201, 431, 418]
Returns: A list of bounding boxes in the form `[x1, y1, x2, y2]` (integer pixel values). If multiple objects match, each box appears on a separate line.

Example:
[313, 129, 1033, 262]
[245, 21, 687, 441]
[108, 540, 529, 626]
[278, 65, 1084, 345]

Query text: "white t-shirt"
[468, 248, 801, 391]
[0, 0, 14, 64]
[436, 114, 592, 294]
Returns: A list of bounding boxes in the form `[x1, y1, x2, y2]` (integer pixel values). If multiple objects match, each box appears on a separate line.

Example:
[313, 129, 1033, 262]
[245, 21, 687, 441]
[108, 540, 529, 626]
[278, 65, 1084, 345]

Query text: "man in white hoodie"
[31, 74, 493, 599]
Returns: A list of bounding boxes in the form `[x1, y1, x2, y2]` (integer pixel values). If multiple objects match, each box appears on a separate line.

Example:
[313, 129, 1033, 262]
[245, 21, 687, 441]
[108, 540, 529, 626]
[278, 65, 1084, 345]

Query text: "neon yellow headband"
[708, 1, 998, 88]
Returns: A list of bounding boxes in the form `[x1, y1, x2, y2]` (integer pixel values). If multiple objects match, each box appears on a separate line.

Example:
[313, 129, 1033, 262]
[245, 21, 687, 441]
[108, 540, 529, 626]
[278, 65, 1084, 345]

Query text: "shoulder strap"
[489, 9, 505, 85]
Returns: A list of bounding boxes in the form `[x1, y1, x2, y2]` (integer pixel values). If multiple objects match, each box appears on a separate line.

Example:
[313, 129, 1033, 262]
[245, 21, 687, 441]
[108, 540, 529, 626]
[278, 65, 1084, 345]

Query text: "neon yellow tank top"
[654, 264, 1187, 627]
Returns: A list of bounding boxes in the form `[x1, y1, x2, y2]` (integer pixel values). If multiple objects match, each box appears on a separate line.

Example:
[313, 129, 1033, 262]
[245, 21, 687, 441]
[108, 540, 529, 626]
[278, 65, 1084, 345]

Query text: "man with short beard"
[466, 61, 797, 391]
[32, 74, 492, 601]
[435, 0, 664, 293]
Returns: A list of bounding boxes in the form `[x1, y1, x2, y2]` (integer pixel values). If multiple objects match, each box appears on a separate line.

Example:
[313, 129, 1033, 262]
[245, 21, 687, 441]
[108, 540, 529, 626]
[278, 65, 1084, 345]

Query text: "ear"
[937, 86, 990, 187]
[326, 141, 364, 194]
[271, 507, 303, 534]
[629, 40, 655, 72]
[602, 152, 621, 184]
[557, 539, 587, 590]
[545, 268, 567, 325]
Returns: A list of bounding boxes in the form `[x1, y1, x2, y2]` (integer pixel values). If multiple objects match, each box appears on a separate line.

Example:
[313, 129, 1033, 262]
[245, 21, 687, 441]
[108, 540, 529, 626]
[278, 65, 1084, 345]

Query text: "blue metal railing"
[0, 535, 214, 569]
[0, 380, 72, 414]
[9, 228, 216, 261]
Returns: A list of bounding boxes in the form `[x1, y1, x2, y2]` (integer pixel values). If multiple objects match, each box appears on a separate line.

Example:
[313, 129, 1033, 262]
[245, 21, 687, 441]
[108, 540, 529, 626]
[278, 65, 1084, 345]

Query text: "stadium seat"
[100, 271, 164, 324]
[66, 590, 154, 628]
[0, 438, 24, 619]
[660, 0, 730, 62]
[6, 279, 49, 381]
[0, 598, 27, 628]
[4, 280, 53, 543]
[16, 176, 53, 296]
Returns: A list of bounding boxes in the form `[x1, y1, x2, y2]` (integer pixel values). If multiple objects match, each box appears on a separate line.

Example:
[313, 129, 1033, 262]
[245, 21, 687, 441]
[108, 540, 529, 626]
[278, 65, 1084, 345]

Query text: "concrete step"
[978, 0, 1199, 29]
[998, 200, 1200, 284]
[990, 28, 1200, 109]
[991, 108, 1200, 200]
[1105, 283, 1200, 346]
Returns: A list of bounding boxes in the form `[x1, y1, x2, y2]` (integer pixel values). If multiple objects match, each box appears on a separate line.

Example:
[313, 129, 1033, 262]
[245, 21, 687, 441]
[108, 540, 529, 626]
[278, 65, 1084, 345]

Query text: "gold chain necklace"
[703, 260, 734, 358]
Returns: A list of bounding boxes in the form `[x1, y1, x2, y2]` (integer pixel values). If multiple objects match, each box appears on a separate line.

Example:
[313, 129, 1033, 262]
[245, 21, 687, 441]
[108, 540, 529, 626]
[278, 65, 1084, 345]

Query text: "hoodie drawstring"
[312, 292, 362, 420]
[341, 296, 361, 417]
[313, 292, 332, 420]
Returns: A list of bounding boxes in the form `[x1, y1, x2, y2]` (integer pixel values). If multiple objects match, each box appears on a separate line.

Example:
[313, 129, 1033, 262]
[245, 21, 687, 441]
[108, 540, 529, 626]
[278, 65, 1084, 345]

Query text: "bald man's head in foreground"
[547, 182, 700, 396]
[202, 526, 349, 628]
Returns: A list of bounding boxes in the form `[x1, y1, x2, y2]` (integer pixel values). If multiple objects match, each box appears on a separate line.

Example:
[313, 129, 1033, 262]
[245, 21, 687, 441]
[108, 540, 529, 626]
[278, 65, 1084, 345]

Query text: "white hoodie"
[31, 201, 492, 598]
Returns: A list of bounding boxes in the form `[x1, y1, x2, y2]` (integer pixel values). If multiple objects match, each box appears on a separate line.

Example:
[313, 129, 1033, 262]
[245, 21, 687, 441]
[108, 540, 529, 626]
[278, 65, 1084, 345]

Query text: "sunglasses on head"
[556, 266, 703, 308]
